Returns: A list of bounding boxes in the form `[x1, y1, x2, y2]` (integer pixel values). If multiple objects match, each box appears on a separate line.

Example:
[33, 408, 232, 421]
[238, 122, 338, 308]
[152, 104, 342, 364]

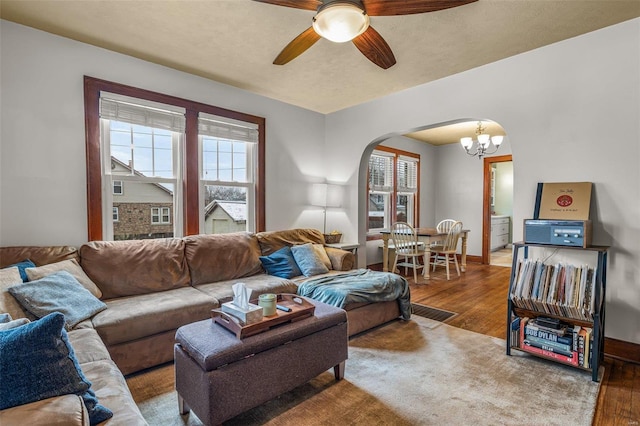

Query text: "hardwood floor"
[387, 262, 639, 426]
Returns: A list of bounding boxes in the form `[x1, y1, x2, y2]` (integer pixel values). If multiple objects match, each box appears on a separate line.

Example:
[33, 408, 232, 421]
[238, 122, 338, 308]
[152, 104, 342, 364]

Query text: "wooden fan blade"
[251, 0, 321, 11]
[273, 27, 321, 65]
[352, 26, 396, 69]
[363, 0, 477, 16]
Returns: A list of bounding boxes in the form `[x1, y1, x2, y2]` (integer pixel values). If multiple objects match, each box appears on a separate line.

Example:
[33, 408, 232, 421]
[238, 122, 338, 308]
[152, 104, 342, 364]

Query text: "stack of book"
[512, 317, 593, 368]
[510, 259, 597, 321]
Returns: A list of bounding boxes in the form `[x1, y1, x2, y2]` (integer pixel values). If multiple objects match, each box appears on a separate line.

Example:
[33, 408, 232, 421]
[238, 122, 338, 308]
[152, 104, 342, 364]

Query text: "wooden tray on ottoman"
[211, 294, 316, 339]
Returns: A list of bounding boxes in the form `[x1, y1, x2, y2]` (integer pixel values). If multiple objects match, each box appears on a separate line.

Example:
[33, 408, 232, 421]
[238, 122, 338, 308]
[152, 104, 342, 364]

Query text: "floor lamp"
[311, 183, 342, 234]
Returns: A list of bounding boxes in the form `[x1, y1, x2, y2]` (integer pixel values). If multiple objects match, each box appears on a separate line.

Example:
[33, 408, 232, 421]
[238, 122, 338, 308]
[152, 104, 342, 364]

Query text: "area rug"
[128, 317, 602, 425]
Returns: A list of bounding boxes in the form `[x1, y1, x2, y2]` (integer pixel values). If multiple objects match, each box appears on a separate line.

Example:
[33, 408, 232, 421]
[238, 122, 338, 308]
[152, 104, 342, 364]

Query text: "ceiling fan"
[253, 0, 478, 69]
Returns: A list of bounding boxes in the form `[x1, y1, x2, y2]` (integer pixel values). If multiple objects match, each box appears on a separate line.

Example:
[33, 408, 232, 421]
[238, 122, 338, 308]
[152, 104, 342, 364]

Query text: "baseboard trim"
[466, 255, 482, 264]
[604, 337, 640, 364]
[367, 255, 483, 271]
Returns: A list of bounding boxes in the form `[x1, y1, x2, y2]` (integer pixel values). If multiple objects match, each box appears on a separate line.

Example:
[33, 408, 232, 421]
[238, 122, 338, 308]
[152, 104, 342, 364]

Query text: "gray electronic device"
[524, 219, 592, 248]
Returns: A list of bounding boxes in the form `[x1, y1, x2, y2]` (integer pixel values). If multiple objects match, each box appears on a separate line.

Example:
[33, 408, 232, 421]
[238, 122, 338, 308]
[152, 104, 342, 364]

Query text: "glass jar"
[258, 293, 277, 316]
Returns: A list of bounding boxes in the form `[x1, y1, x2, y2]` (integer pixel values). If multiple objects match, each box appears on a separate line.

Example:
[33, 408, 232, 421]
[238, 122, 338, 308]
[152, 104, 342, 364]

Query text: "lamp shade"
[477, 134, 490, 147]
[491, 135, 504, 146]
[312, 4, 370, 43]
[460, 137, 473, 149]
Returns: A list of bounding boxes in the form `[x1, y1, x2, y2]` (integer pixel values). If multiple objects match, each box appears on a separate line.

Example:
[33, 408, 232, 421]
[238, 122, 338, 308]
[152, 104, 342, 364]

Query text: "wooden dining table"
[380, 227, 470, 279]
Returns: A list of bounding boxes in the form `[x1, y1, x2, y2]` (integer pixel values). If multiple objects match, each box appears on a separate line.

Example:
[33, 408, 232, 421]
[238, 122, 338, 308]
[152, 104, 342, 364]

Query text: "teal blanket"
[297, 269, 411, 320]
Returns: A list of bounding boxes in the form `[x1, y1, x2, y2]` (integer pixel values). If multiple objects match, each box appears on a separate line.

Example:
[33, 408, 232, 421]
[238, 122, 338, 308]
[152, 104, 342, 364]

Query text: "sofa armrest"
[324, 247, 355, 271]
[0, 394, 89, 426]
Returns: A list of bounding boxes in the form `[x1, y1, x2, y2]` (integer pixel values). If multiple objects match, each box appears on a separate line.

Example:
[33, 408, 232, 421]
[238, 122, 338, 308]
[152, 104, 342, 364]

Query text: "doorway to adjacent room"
[482, 155, 513, 266]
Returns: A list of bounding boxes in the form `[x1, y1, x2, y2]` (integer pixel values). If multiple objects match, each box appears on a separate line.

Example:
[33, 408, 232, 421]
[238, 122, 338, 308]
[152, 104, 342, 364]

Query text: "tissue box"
[221, 301, 264, 325]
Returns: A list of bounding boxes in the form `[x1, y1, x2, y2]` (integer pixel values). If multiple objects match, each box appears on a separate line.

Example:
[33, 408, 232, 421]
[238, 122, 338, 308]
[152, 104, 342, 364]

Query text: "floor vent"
[411, 303, 458, 322]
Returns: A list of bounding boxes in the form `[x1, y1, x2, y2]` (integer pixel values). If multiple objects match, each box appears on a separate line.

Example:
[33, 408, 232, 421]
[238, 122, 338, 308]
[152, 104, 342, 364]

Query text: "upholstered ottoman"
[174, 299, 348, 425]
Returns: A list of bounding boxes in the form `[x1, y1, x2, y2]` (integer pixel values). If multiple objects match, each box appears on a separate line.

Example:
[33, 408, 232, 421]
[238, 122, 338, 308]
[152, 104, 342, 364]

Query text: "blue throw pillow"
[260, 246, 302, 279]
[3, 259, 36, 282]
[291, 243, 330, 277]
[8, 271, 107, 330]
[0, 312, 113, 425]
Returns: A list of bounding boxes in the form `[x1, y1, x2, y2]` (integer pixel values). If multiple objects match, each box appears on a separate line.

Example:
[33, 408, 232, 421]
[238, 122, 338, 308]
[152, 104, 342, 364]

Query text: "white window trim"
[113, 180, 123, 195]
[367, 148, 420, 234]
[198, 132, 257, 233]
[100, 117, 183, 240]
[151, 207, 171, 225]
[113, 206, 119, 222]
[368, 191, 391, 233]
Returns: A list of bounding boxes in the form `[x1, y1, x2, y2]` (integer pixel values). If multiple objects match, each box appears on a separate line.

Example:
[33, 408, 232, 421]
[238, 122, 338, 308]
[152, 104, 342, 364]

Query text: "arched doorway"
[358, 119, 510, 269]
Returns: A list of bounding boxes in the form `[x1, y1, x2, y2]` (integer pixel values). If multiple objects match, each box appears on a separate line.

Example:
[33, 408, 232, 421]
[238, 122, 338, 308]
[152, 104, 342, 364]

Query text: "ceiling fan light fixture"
[312, 3, 370, 43]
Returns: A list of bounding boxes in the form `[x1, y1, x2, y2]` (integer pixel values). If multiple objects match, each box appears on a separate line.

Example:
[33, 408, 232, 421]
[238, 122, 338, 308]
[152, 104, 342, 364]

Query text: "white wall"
[0, 20, 326, 246]
[326, 19, 640, 344]
[493, 162, 513, 218]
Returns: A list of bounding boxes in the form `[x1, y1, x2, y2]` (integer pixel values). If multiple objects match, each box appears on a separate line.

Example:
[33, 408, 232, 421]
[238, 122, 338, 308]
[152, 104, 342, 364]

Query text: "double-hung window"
[84, 76, 265, 241]
[113, 180, 123, 195]
[99, 92, 184, 240]
[396, 155, 418, 225]
[368, 151, 394, 232]
[367, 146, 420, 234]
[199, 113, 257, 234]
[151, 207, 171, 224]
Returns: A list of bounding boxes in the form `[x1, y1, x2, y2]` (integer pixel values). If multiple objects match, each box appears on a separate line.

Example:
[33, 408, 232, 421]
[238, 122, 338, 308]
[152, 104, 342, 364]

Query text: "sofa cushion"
[25, 259, 102, 298]
[92, 286, 218, 346]
[259, 246, 302, 279]
[0, 394, 89, 426]
[255, 228, 325, 256]
[324, 246, 355, 271]
[0, 246, 79, 269]
[194, 273, 299, 304]
[67, 328, 113, 365]
[0, 266, 29, 319]
[291, 243, 329, 277]
[184, 232, 263, 285]
[80, 359, 148, 426]
[80, 238, 190, 299]
[8, 271, 107, 330]
[0, 317, 30, 331]
[2, 259, 35, 281]
[0, 312, 112, 425]
[313, 244, 332, 269]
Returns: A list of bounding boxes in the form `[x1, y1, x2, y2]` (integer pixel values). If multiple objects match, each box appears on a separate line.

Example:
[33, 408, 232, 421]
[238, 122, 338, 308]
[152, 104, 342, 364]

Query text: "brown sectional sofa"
[0, 228, 404, 425]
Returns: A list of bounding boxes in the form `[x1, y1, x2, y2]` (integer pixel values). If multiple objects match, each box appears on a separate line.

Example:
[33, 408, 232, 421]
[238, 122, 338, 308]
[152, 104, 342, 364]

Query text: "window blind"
[198, 113, 258, 143]
[397, 157, 418, 193]
[369, 151, 394, 192]
[99, 92, 186, 132]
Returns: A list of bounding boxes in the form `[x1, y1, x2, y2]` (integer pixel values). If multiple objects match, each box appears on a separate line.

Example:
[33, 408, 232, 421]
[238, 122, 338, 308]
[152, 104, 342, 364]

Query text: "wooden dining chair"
[431, 219, 458, 262]
[430, 221, 463, 280]
[390, 222, 426, 283]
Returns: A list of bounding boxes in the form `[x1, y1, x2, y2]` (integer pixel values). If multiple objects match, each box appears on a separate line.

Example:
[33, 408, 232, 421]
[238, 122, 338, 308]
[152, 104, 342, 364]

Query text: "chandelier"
[460, 121, 504, 159]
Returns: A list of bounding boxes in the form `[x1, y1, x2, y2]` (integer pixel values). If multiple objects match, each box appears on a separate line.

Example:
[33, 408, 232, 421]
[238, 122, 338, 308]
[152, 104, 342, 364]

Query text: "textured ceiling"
[1, 0, 639, 124]
[405, 120, 505, 146]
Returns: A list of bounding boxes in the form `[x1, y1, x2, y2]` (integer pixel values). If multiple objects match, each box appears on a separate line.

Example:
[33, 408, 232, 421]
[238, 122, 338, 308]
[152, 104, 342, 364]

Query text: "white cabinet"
[491, 216, 510, 251]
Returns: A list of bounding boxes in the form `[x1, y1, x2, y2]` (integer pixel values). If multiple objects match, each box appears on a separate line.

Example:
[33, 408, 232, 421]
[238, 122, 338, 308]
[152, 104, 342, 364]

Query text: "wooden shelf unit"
[505, 241, 609, 382]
